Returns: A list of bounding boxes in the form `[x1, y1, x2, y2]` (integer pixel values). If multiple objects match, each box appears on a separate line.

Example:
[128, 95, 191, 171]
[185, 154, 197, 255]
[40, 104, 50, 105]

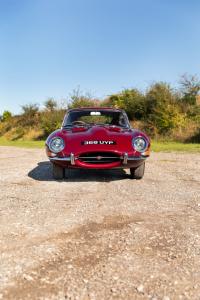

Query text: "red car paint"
[46, 108, 150, 169]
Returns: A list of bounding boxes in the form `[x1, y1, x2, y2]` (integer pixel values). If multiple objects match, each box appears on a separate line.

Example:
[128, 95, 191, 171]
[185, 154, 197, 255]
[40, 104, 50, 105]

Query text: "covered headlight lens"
[49, 137, 65, 153]
[132, 137, 147, 152]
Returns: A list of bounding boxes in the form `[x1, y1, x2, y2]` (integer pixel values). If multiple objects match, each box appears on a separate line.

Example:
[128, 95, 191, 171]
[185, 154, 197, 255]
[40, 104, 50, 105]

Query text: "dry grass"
[23, 128, 44, 140]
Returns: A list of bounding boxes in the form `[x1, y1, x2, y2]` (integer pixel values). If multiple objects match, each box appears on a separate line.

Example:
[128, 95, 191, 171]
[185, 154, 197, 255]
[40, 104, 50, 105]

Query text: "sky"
[0, 0, 200, 114]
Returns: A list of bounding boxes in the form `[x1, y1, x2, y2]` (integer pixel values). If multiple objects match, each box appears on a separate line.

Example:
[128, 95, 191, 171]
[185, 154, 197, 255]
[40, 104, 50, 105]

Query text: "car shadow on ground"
[28, 161, 130, 182]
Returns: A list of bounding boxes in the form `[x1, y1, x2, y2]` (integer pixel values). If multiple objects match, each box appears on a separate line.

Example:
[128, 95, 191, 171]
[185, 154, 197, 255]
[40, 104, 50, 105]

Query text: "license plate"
[82, 140, 116, 145]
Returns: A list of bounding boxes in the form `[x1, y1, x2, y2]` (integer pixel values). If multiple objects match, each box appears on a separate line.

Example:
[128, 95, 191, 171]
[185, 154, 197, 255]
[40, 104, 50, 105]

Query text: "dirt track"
[0, 146, 200, 300]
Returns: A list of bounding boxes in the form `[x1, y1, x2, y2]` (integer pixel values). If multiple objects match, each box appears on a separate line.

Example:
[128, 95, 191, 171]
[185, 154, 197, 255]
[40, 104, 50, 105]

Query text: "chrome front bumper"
[49, 152, 148, 165]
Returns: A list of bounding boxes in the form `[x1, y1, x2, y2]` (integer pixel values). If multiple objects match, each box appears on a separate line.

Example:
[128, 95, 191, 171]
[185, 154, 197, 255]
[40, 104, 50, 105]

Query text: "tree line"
[0, 74, 200, 142]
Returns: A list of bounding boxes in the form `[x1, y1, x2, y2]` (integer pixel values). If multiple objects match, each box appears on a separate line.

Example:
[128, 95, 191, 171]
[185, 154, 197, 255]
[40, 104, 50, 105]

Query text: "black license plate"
[82, 140, 116, 145]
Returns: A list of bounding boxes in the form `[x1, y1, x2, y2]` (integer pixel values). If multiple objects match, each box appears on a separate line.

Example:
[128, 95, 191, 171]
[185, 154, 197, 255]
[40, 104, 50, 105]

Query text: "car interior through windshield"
[63, 110, 129, 128]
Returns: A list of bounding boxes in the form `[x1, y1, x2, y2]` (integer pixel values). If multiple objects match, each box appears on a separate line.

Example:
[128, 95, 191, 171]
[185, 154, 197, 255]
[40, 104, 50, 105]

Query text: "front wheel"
[52, 163, 64, 180]
[130, 162, 145, 180]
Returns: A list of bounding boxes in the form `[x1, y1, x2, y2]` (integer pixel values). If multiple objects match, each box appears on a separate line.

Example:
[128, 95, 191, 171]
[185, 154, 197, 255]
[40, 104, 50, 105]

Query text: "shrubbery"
[40, 110, 65, 137]
[0, 75, 199, 142]
[108, 89, 145, 120]
[2, 111, 12, 122]
[104, 78, 200, 141]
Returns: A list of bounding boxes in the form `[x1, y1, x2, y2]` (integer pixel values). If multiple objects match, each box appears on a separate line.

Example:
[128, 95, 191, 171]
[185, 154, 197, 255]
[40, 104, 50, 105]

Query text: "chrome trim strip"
[49, 154, 148, 163]
[127, 156, 147, 161]
[50, 157, 71, 161]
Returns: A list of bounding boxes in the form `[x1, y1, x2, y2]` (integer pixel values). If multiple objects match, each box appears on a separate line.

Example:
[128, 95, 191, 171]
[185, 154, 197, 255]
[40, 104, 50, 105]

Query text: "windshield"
[63, 109, 130, 128]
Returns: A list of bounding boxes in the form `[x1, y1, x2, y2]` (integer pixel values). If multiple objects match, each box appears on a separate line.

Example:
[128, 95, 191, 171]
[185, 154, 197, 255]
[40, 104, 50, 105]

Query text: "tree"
[44, 98, 57, 111]
[21, 104, 39, 118]
[20, 103, 39, 126]
[145, 82, 181, 134]
[68, 87, 100, 108]
[2, 110, 12, 122]
[108, 89, 145, 120]
[179, 74, 200, 105]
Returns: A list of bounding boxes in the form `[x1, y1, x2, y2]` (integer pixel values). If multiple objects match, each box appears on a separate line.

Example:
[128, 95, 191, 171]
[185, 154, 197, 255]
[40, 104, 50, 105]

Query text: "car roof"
[67, 107, 124, 112]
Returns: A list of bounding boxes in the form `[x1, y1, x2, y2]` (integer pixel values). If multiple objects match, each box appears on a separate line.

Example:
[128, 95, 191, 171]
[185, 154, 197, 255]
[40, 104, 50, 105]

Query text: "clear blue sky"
[0, 0, 200, 114]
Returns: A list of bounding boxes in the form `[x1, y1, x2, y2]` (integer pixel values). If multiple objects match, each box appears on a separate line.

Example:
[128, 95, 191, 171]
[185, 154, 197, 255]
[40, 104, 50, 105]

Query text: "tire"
[64, 168, 71, 179]
[130, 162, 145, 180]
[52, 163, 65, 180]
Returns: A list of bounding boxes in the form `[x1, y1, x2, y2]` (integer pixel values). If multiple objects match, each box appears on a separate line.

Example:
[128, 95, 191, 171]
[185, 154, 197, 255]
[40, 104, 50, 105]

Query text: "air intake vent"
[79, 152, 121, 164]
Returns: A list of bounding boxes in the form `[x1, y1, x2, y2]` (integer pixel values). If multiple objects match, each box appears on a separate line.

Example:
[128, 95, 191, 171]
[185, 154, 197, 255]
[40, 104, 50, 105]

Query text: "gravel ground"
[0, 146, 200, 300]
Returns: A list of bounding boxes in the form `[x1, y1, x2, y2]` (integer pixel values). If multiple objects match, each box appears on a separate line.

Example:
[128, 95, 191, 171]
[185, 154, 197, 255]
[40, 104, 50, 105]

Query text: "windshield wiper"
[63, 124, 72, 127]
[63, 123, 90, 128]
[63, 124, 73, 128]
[96, 123, 110, 126]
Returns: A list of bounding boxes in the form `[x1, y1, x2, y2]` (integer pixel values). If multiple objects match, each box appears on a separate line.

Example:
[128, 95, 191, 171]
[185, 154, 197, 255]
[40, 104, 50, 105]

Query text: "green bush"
[2, 111, 12, 122]
[108, 89, 145, 120]
[40, 110, 65, 137]
[144, 82, 182, 135]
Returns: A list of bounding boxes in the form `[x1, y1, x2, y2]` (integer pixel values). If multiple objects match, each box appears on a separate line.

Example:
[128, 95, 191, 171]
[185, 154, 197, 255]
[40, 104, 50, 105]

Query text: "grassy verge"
[151, 141, 200, 152]
[0, 137, 199, 152]
[0, 137, 44, 148]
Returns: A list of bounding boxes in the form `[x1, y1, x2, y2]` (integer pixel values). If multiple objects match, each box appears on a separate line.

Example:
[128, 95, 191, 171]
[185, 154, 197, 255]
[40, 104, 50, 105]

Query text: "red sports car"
[46, 107, 150, 180]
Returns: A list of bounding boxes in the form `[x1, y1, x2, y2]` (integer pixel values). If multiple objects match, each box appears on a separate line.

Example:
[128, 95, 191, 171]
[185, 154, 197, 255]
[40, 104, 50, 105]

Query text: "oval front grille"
[78, 152, 121, 164]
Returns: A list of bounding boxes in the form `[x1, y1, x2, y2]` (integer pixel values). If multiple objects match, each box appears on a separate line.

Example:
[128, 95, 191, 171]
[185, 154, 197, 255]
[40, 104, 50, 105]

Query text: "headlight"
[49, 137, 65, 153]
[132, 137, 147, 152]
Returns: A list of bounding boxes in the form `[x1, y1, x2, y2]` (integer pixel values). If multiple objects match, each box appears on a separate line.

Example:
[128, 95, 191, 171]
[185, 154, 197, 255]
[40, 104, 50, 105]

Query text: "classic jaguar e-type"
[45, 107, 150, 179]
